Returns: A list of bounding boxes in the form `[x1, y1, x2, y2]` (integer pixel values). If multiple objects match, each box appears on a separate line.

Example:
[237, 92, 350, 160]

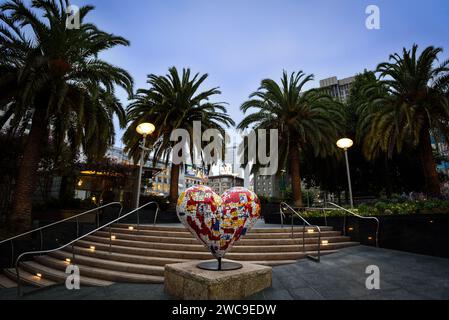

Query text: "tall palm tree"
[0, 0, 133, 231]
[238, 71, 344, 207]
[362, 45, 449, 197]
[124, 67, 234, 205]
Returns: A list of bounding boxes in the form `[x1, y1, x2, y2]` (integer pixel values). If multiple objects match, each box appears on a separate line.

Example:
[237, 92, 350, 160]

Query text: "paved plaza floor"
[1, 245, 449, 300]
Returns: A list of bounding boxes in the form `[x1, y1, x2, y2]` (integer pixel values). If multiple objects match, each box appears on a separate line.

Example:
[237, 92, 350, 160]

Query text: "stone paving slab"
[1, 246, 448, 300]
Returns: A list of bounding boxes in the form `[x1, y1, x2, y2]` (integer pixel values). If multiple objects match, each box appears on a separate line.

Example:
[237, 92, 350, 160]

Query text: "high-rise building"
[208, 175, 244, 195]
[319, 76, 355, 101]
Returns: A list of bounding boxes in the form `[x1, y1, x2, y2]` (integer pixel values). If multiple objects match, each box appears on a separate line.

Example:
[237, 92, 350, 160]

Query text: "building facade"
[208, 175, 244, 195]
[106, 147, 208, 195]
[254, 174, 279, 198]
[319, 76, 355, 102]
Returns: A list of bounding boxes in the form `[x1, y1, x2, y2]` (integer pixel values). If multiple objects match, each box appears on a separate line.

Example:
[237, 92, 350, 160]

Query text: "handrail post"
[317, 228, 321, 262]
[302, 221, 306, 253]
[280, 206, 284, 228]
[153, 207, 159, 226]
[137, 208, 140, 231]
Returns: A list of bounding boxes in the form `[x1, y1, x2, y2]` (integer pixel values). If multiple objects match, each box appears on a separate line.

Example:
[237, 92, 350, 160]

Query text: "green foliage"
[0, 0, 133, 161]
[300, 199, 449, 218]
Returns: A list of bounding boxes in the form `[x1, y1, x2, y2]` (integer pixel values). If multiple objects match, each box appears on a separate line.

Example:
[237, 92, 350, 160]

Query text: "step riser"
[94, 231, 351, 246]
[32, 257, 163, 284]
[44, 253, 165, 277]
[86, 235, 352, 253]
[0, 274, 17, 288]
[20, 262, 112, 287]
[106, 228, 342, 240]
[19, 262, 65, 285]
[76, 240, 355, 261]
[4, 268, 55, 288]
[66, 248, 189, 267]
[112, 224, 334, 233]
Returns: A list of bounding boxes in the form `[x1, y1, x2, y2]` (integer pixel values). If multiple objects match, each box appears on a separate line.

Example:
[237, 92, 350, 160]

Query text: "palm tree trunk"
[169, 163, 181, 205]
[10, 108, 47, 232]
[289, 147, 303, 207]
[419, 127, 441, 197]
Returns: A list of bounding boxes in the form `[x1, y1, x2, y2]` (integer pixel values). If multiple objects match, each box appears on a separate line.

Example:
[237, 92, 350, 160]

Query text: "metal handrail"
[0, 202, 123, 267]
[327, 202, 380, 248]
[15, 201, 159, 296]
[280, 202, 321, 263]
[280, 206, 328, 228]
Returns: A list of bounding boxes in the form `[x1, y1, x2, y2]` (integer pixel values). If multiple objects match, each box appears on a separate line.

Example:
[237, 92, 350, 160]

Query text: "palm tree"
[238, 71, 344, 207]
[362, 45, 449, 197]
[124, 67, 234, 205]
[0, 0, 133, 231]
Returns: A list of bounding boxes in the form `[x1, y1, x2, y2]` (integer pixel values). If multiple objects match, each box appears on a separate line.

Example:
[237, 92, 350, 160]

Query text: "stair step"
[76, 239, 357, 261]
[250, 226, 334, 233]
[113, 224, 334, 233]
[93, 230, 351, 246]
[85, 234, 353, 253]
[32, 256, 164, 283]
[106, 227, 342, 240]
[20, 261, 113, 287]
[0, 274, 18, 288]
[64, 246, 299, 268]
[66, 246, 190, 266]
[46, 251, 164, 276]
[4, 268, 56, 288]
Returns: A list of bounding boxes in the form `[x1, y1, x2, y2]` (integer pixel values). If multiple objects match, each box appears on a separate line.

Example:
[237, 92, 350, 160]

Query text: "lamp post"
[337, 138, 354, 209]
[135, 123, 156, 209]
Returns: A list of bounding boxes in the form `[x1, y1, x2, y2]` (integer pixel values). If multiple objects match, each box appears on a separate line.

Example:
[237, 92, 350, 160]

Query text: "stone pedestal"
[164, 260, 272, 300]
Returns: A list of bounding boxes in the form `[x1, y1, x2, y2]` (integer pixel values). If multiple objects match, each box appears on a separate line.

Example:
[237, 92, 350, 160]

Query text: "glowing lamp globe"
[136, 123, 155, 136]
[337, 138, 354, 150]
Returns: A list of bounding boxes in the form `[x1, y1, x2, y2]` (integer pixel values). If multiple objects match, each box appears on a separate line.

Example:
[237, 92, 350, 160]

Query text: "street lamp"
[135, 123, 155, 209]
[337, 138, 354, 209]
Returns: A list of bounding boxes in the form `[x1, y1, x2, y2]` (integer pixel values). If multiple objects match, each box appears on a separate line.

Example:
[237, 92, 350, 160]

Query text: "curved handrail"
[280, 203, 317, 228]
[0, 202, 123, 267]
[327, 202, 379, 248]
[15, 201, 159, 296]
[280, 206, 328, 227]
[280, 202, 321, 262]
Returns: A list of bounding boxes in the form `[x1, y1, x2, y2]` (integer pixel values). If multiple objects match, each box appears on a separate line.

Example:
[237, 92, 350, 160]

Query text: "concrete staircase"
[0, 224, 358, 289]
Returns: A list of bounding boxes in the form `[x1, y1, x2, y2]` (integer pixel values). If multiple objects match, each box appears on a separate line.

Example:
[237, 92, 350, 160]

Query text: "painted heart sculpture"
[176, 185, 261, 259]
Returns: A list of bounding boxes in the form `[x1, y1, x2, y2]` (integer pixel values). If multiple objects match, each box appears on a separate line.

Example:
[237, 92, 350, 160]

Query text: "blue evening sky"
[71, 0, 449, 148]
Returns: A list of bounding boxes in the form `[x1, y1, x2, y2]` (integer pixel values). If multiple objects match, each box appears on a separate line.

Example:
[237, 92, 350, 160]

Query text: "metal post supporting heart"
[197, 257, 243, 271]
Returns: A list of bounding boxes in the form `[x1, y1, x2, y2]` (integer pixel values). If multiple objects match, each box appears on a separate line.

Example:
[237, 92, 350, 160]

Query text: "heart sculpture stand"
[197, 258, 243, 271]
[176, 186, 261, 272]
